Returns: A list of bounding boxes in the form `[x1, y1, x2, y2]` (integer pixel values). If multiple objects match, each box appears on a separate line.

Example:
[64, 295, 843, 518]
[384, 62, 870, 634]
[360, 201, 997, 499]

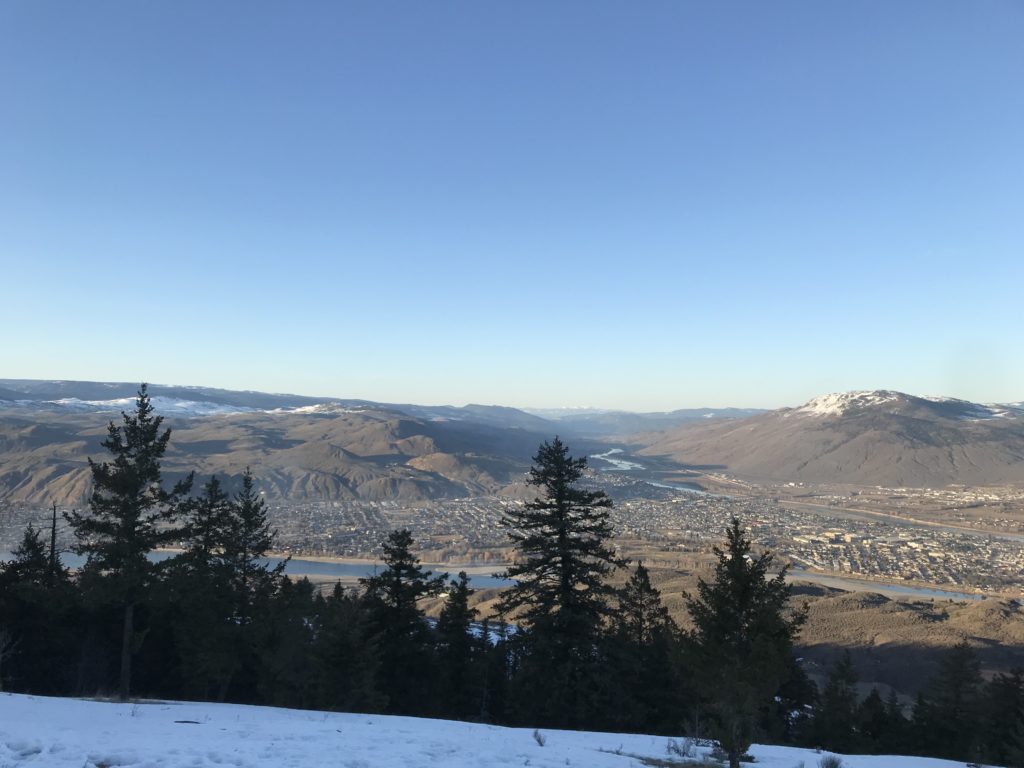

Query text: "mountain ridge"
[638, 389, 1024, 488]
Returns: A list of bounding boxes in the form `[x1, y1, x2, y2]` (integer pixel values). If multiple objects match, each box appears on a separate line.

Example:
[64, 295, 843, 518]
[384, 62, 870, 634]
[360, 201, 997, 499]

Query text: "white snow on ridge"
[791, 391, 1024, 421]
[793, 390, 904, 417]
[0, 397, 369, 418]
[268, 403, 367, 416]
[912, 396, 1023, 421]
[46, 397, 259, 417]
[0, 693, 977, 768]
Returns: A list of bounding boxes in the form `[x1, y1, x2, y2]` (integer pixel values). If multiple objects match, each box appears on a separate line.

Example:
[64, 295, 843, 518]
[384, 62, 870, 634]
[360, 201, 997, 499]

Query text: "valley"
[4, 379, 1024, 700]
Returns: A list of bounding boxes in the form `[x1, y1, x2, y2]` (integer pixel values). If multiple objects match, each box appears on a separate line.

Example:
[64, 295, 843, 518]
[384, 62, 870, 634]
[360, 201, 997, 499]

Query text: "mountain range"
[1, 381, 1022, 504]
[639, 390, 1024, 488]
[0, 382, 567, 505]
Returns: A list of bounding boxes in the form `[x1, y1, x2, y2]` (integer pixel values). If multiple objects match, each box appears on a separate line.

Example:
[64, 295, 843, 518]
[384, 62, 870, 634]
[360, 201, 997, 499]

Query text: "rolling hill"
[0, 383, 568, 504]
[639, 390, 1024, 488]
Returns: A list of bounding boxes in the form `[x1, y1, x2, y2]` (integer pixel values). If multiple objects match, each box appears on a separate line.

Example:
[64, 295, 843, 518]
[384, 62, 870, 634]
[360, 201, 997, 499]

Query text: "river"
[787, 569, 986, 601]
[0, 551, 514, 589]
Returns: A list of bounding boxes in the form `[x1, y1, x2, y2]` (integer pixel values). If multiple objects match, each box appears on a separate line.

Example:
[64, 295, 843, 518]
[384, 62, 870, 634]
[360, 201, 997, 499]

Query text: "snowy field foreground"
[0, 693, 985, 768]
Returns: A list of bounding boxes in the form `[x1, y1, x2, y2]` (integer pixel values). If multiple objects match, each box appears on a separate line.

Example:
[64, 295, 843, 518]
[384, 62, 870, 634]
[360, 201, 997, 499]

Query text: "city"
[6, 469, 1023, 597]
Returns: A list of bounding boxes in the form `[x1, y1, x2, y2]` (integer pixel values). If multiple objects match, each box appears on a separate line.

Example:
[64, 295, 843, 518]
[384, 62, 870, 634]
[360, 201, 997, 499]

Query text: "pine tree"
[685, 518, 804, 768]
[913, 641, 983, 761]
[311, 583, 385, 713]
[983, 669, 1024, 766]
[360, 528, 444, 714]
[256, 576, 317, 707]
[436, 571, 480, 720]
[0, 527, 49, 692]
[65, 384, 193, 701]
[616, 562, 674, 648]
[608, 561, 683, 733]
[0, 524, 77, 694]
[813, 651, 859, 752]
[881, 689, 909, 755]
[169, 475, 237, 700]
[186, 475, 233, 566]
[497, 437, 625, 727]
[760, 652, 816, 746]
[855, 688, 887, 753]
[2, 525, 51, 586]
[222, 469, 285, 628]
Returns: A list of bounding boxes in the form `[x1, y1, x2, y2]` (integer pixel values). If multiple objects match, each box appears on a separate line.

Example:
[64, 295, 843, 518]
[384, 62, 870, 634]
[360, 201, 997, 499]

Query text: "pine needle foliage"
[65, 383, 193, 700]
[497, 437, 626, 728]
[497, 437, 625, 631]
[685, 517, 804, 768]
[66, 384, 193, 585]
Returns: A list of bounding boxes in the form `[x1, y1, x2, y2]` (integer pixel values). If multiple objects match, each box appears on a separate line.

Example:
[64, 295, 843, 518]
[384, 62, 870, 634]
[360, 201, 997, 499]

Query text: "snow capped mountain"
[269, 402, 371, 416]
[43, 396, 260, 417]
[791, 390, 1023, 421]
[793, 390, 905, 416]
[642, 389, 1024, 488]
[921, 396, 1024, 420]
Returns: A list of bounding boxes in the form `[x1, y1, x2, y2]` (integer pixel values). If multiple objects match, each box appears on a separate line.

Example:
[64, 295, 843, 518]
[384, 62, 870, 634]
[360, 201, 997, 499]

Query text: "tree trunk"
[119, 601, 134, 701]
[0, 627, 19, 693]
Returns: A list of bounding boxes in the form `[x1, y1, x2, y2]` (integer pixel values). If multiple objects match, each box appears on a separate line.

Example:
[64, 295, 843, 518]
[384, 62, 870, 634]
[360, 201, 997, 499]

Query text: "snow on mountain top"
[792, 391, 1023, 421]
[268, 403, 368, 416]
[921, 396, 1023, 420]
[47, 397, 259, 417]
[0, 693, 976, 768]
[794, 390, 905, 416]
[0, 397, 371, 419]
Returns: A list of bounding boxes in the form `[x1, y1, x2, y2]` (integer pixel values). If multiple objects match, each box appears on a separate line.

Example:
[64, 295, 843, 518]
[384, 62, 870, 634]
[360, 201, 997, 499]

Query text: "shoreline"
[8, 550, 1006, 602]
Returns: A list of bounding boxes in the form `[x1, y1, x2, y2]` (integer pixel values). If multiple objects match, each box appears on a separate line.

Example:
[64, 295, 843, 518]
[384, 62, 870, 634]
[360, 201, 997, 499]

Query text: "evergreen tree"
[497, 437, 625, 728]
[855, 688, 887, 753]
[0, 526, 49, 691]
[0, 627, 15, 693]
[616, 562, 673, 648]
[881, 689, 909, 755]
[760, 652, 816, 746]
[0, 524, 76, 694]
[983, 669, 1024, 766]
[477, 617, 512, 724]
[607, 561, 683, 733]
[436, 571, 480, 720]
[1, 525, 51, 586]
[214, 469, 286, 701]
[685, 518, 804, 768]
[169, 476, 237, 700]
[64, 384, 193, 701]
[813, 651, 859, 752]
[913, 641, 983, 761]
[256, 576, 317, 707]
[360, 528, 444, 714]
[185, 475, 233, 566]
[222, 469, 285, 629]
[311, 584, 385, 713]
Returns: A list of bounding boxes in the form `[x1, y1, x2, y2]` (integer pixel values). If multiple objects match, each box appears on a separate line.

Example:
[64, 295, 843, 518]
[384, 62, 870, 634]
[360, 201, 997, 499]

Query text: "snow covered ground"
[0, 693, 986, 768]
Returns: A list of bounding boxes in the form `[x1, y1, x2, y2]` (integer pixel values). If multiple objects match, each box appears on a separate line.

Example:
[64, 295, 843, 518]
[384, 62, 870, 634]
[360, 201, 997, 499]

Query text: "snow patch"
[921, 396, 1024, 420]
[793, 390, 904, 417]
[0, 693, 974, 768]
[46, 397, 257, 417]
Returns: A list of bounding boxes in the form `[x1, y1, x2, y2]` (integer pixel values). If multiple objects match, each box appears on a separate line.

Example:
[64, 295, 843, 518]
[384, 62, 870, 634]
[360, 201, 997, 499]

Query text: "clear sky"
[1, 2, 1021, 411]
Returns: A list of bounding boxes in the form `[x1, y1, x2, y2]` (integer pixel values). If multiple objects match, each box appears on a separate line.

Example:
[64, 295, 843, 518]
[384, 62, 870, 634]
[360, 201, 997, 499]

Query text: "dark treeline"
[1, 387, 1022, 767]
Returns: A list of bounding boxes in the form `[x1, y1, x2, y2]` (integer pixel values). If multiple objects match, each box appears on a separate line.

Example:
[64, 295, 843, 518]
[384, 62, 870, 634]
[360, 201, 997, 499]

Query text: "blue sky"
[1, 2, 1021, 410]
